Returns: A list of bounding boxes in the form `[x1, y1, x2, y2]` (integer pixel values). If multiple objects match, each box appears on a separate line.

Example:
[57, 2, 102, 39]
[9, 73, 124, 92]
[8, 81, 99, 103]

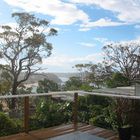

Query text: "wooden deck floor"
[0, 124, 119, 140]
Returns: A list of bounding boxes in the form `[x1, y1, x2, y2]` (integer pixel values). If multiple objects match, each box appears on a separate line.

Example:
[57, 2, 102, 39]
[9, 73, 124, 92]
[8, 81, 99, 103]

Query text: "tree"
[37, 78, 59, 93]
[82, 63, 112, 88]
[64, 76, 82, 90]
[0, 70, 12, 95]
[0, 70, 12, 109]
[105, 72, 130, 88]
[0, 13, 57, 108]
[74, 63, 91, 83]
[73, 63, 112, 88]
[103, 42, 140, 83]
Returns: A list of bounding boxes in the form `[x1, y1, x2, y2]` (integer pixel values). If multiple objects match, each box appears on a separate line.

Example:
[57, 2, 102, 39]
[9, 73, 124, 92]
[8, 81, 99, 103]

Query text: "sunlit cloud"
[4, 0, 89, 25]
[71, 0, 140, 23]
[43, 53, 103, 68]
[78, 42, 95, 48]
[4, 0, 133, 31]
[80, 18, 126, 30]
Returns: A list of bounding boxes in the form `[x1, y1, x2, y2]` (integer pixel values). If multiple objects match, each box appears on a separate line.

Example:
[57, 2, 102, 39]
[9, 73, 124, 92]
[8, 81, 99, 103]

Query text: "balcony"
[0, 90, 140, 140]
[0, 123, 118, 140]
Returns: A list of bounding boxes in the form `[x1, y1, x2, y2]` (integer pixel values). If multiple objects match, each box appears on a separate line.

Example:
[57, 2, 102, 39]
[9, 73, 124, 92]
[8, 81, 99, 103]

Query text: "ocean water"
[59, 77, 69, 83]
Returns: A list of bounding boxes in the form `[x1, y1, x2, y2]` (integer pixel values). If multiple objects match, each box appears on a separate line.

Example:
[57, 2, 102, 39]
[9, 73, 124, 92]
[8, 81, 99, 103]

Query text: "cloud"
[119, 38, 140, 45]
[43, 53, 103, 68]
[93, 37, 112, 45]
[94, 37, 108, 43]
[79, 27, 91, 31]
[94, 36, 140, 48]
[1, 22, 17, 27]
[4, 0, 137, 31]
[80, 18, 126, 30]
[134, 24, 140, 29]
[71, 0, 140, 24]
[78, 42, 95, 48]
[4, 0, 89, 25]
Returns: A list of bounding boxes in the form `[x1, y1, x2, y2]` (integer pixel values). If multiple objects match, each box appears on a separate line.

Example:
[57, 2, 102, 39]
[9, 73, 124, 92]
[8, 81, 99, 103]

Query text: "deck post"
[24, 96, 29, 133]
[73, 92, 78, 131]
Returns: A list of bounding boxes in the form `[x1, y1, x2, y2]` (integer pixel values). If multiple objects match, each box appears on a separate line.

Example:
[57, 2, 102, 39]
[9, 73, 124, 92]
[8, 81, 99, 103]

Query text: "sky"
[0, 0, 140, 72]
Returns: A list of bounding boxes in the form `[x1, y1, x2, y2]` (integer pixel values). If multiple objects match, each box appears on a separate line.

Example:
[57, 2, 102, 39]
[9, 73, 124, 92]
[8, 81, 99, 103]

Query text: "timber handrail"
[0, 90, 140, 99]
[1, 90, 140, 133]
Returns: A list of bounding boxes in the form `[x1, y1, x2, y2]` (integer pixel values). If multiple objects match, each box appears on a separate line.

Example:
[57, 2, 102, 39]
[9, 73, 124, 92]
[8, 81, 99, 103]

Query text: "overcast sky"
[1, 0, 140, 72]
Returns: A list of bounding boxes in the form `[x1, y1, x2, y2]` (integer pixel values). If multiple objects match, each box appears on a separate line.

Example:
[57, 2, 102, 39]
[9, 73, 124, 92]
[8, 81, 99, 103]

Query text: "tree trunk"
[11, 82, 18, 109]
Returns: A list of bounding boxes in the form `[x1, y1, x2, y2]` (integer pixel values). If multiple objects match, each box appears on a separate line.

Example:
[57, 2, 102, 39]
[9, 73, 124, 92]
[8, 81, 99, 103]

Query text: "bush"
[78, 95, 117, 130]
[30, 98, 72, 129]
[0, 112, 21, 136]
[0, 103, 2, 111]
[80, 84, 93, 92]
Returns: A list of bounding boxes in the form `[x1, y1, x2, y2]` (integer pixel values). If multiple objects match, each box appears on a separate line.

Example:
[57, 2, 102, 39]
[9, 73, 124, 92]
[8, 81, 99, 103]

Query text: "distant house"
[93, 86, 135, 95]
[24, 83, 38, 93]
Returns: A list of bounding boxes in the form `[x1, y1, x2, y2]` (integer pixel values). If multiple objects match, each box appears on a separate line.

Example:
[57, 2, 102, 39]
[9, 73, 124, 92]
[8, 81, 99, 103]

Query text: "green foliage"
[0, 112, 21, 136]
[17, 85, 32, 94]
[132, 100, 140, 136]
[89, 107, 110, 129]
[103, 42, 140, 81]
[80, 84, 93, 91]
[103, 104, 118, 130]
[77, 95, 112, 129]
[77, 95, 133, 131]
[86, 95, 111, 107]
[104, 98, 133, 130]
[64, 76, 82, 90]
[30, 98, 72, 129]
[106, 72, 130, 88]
[0, 12, 57, 101]
[0, 70, 12, 95]
[74, 62, 113, 88]
[0, 103, 2, 111]
[37, 78, 59, 93]
[78, 96, 90, 123]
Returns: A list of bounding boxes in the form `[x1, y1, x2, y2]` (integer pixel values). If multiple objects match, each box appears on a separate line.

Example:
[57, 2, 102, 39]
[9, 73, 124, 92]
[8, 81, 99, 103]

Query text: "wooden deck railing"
[24, 96, 29, 133]
[20, 92, 140, 133]
[73, 92, 78, 131]
[0, 91, 79, 134]
[23, 92, 79, 133]
[0, 90, 139, 135]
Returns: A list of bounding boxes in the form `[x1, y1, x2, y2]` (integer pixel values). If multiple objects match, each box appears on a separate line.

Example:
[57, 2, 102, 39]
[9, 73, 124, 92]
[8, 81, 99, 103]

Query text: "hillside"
[0, 71, 79, 84]
[53, 72, 79, 78]
[21, 73, 62, 84]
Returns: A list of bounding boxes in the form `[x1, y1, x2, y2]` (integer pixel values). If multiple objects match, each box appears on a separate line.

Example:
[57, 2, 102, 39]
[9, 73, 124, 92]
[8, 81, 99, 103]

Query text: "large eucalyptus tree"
[103, 42, 140, 83]
[0, 13, 57, 108]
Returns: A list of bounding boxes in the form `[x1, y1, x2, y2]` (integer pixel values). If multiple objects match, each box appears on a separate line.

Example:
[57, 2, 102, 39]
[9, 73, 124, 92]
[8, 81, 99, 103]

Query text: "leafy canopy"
[0, 12, 57, 95]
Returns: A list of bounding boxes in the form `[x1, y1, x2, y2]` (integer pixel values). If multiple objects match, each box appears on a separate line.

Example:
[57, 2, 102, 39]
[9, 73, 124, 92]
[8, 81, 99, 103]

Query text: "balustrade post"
[24, 96, 29, 133]
[73, 92, 78, 131]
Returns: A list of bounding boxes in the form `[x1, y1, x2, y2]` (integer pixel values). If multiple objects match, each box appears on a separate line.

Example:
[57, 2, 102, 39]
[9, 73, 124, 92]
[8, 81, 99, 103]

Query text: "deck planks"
[0, 124, 119, 140]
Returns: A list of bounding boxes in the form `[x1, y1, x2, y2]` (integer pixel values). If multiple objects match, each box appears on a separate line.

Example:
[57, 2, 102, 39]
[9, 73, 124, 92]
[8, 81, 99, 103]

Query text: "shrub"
[0, 103, 2, 111]
[0, 112, 21, 136]
[30, 98, 72, 129]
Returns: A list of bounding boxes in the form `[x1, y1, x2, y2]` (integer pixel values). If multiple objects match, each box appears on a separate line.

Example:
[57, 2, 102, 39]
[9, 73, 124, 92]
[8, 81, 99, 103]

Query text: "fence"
[0, 90, 140, 136]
